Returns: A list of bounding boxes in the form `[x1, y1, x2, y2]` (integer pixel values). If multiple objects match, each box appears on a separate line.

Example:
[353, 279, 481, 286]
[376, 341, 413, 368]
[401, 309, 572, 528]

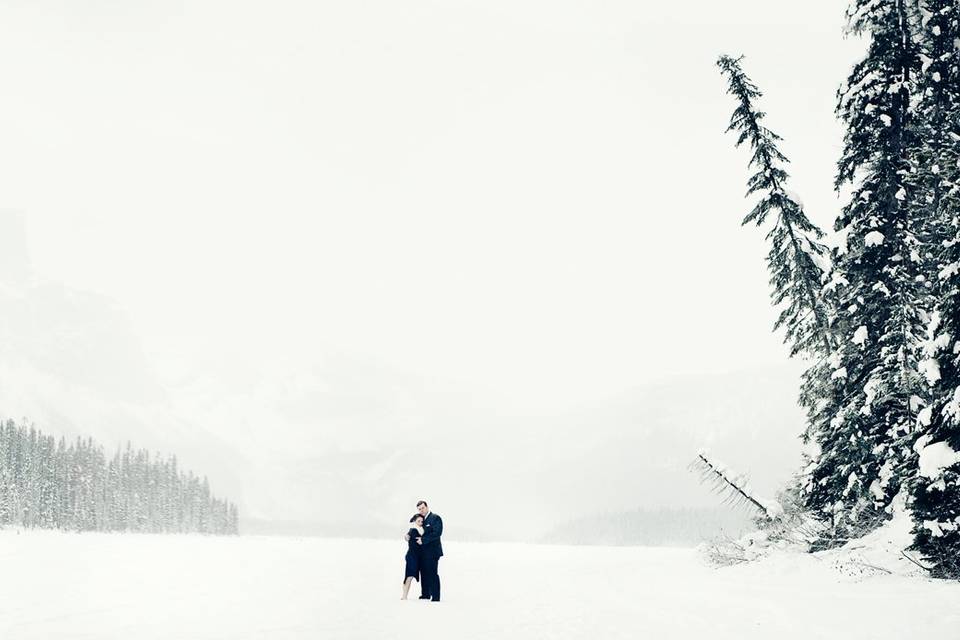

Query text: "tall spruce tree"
[804, 0, 930, 536]
[910, 0, 960, 579]
[910, 0, 960, 289]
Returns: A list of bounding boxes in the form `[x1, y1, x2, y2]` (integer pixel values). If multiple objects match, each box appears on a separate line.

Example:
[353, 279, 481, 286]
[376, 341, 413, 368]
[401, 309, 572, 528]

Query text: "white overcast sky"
[0, 1, 869, 532]
[1, 1, 864, 409]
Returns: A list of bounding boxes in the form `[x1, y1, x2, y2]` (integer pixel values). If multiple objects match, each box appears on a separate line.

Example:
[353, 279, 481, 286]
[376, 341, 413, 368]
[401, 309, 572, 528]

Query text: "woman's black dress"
[404, 527, 423, 582]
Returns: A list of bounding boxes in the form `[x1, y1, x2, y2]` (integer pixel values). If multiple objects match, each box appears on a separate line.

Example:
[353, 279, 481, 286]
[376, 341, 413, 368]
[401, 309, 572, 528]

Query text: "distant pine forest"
[0, 419, 238, 535]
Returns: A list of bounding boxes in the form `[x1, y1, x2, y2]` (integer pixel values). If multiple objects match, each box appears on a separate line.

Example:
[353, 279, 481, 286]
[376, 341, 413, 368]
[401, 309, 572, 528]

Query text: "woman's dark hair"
[410, 514, 424, 523]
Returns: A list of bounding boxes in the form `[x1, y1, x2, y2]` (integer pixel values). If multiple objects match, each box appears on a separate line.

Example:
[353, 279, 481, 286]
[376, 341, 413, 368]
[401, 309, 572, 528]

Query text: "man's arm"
[421, 515, 443, 545]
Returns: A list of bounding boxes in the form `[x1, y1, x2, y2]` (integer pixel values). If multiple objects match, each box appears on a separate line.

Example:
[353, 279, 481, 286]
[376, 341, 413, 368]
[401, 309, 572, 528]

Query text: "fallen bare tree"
[691, 449, 824, 565]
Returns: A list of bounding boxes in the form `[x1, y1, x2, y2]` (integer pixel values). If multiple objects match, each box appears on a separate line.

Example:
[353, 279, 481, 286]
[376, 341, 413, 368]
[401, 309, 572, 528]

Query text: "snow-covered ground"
[0, 531, 957, 640]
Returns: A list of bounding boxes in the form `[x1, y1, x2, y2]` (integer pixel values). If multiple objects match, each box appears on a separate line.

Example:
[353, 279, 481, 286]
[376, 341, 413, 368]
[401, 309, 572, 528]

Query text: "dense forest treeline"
[0, 419, 238, 534]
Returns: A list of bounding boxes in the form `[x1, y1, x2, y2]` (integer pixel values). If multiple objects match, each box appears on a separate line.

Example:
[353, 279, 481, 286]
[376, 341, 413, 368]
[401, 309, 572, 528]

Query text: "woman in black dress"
[401, 513, 425, 600]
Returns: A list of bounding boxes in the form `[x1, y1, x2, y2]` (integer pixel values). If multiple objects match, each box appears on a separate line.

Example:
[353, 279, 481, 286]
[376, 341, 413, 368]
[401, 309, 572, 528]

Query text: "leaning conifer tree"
[804, 0, 929, 536]
[717, 55, 834, 359]
[909, 0, 960, 579]
[716, 56, 845, 526]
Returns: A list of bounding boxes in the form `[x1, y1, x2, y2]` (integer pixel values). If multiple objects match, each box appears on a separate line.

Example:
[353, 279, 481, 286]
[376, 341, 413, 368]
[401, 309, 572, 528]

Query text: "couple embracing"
[401, 500, 443, 602]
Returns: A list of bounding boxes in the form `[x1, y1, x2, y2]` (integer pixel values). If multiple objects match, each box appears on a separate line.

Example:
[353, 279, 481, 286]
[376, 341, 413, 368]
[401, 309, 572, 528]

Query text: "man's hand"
[417, 538, 422, 545]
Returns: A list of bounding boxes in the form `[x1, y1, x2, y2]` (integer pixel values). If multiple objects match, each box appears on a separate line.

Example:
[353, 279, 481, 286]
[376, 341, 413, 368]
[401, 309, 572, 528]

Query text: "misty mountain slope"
[240, 363, 808, 540]
[453, 366, 807, 538]
[0, 214, 808, 540]
[0, 254, 808, 541]
[0, 214, 246, 506]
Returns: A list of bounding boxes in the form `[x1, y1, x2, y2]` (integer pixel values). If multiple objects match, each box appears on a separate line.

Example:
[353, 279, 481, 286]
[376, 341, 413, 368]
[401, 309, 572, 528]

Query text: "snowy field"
[1, 531, 958, 640]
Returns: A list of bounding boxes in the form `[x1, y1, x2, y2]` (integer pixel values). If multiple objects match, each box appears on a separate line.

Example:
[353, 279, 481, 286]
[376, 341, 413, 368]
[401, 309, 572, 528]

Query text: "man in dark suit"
[415, 500, 443, 602]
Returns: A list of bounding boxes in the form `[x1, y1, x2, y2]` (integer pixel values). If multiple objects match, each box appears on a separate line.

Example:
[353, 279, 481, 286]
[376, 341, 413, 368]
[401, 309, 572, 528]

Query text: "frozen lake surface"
[1, 530, 957, 639]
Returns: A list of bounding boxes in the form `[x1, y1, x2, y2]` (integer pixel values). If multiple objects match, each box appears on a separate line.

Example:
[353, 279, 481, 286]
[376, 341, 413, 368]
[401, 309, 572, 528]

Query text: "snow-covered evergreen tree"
[803, 0, 930, 536]
[910, 0, 960, 276]
[909, 0, 960, 579]
[914, 306, 960, 577]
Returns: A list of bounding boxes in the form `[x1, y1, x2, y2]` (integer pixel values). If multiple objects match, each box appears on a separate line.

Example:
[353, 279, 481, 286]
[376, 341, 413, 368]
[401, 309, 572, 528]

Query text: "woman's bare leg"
[401, 576, 414, 600]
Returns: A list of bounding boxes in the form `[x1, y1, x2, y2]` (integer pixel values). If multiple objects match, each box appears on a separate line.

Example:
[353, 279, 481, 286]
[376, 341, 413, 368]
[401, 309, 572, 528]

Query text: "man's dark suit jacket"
[421, 512, 444, 557]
